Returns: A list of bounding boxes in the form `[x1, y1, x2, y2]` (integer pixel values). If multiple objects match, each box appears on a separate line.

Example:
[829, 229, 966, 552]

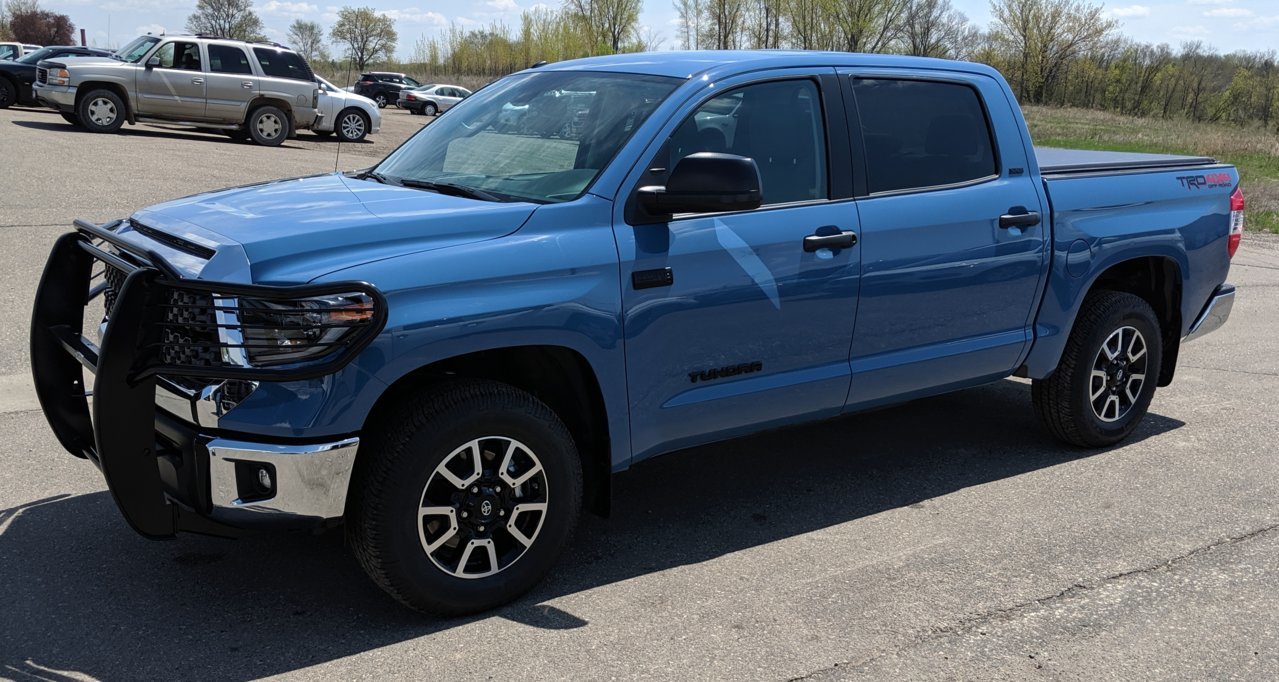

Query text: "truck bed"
[1036, 147, 1218, 175]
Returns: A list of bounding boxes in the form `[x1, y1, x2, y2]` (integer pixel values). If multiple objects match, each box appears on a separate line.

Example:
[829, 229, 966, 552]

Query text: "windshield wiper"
[354, 170, 399, 185]
[396, 179, 507, 202]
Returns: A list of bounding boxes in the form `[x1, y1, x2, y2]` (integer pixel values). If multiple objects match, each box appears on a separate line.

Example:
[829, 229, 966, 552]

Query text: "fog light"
[257, 467, 272, 491]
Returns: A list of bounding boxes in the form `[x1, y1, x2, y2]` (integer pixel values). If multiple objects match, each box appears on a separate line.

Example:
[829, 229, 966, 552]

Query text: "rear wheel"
[374, 94, 387, 108]
[0, 78, 15, 108]
[77, 88, 125, 133]
[1032, 291, 1163, 447]
[247, 105, 288, 146]
[347, 380, 582, 615]
[424, 102, 438, 116]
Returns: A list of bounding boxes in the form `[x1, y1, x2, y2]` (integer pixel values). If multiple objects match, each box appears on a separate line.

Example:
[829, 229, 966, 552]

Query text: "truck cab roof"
[533, 50, 1004, 81]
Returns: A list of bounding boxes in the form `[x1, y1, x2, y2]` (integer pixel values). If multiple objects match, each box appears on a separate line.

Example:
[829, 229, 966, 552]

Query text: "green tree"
[185, 0, 266, 42]
[989, 0, 1117, 103]
[330, 7, 397, 71]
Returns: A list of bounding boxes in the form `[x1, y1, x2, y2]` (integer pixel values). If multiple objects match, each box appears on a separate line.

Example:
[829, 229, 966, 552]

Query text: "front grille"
[36, 67, 46, 84]
[159, 289, 221, 367]
[102, 263, 127, 316]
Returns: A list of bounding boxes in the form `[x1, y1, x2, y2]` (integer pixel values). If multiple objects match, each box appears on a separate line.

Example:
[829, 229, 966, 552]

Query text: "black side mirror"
[145, 56, 159, 69]
[638, 152, 762, 216]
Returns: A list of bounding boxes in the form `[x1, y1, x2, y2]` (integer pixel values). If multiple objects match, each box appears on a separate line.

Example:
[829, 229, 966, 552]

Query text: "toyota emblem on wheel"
[480, 500, 493, 516]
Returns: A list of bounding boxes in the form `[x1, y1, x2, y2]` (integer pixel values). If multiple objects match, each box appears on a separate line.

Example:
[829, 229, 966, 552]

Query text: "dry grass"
[1024, 105, 1279, 233]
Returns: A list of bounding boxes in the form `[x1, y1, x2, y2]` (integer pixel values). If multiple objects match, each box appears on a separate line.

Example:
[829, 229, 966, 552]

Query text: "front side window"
[853, 78, 998, 194]
[152, 41, 201, 70]
[375, 71, 680, 204]
[0, 45, 17, 60]
[253, 48, 311, 81]
[668, 79, 828, 205]
[113, 36, 160, 63]
[209, 45, 253, 75]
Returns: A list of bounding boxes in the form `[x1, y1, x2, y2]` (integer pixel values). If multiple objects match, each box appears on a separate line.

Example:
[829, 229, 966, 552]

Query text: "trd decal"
[688, 361, 763, 383]
[1177, 173, 1232, 190]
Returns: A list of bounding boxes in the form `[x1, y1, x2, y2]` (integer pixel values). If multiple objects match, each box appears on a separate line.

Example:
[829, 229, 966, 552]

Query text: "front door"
[614, 73, 862, 461]
[136, 40, 207, 118]
[840, 72, 1049, 408]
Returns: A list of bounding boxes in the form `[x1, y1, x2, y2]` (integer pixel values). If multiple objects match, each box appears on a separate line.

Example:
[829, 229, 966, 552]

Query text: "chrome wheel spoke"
[1125, 374, 1145, 403]
[418, 506, 458, 554]
[1127, 334, 1146, 362]
[454, 538, 498, 578]
[1090, 370, 1109, 400]
[437, 440, 483, 490]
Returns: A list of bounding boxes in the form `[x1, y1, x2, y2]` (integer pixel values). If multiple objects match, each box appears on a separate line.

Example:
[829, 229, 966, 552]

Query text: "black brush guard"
[30, 221, 385, 538]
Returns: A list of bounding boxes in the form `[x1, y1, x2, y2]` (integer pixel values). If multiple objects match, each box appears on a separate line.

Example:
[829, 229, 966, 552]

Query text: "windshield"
[113, 35, 159, 63]
[17, 47, 55, 64]
[374, 71, 680, 204]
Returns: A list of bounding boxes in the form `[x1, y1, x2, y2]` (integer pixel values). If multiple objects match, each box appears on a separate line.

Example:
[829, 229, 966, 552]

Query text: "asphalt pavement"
[1, 105, 1277, 681]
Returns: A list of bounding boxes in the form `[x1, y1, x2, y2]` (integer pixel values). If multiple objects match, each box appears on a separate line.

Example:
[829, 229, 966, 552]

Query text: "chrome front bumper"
[1184, 283, 1235, 343]
[34, 83, 76, 111]
[207, 437, 359, 526]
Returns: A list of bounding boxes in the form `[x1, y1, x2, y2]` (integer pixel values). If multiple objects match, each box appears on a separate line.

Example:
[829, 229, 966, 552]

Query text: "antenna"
[334, 51, 354, 173]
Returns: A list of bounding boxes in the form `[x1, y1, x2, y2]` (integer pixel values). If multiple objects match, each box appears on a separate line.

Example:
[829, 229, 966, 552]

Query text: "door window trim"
[624, 73, 850, 226]
[843, 73, 1003, 199]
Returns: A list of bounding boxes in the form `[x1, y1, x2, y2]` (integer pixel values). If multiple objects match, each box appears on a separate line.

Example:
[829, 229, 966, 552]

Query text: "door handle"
[999, 210, 1041, 229]
[191, 77, 204, 85]
[803, 229, 857, 252]
[241, 81, 253, 89]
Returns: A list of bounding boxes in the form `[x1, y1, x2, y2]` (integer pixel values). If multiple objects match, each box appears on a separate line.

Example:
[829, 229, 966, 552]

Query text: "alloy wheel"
[1089, 325, 1148, 423]
[340, 112, 365, 140]
[87, 97, 117, 126]
[418, 436, 549, 579]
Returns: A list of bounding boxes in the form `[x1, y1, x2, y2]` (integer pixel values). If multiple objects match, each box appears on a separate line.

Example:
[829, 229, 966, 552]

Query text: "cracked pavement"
[1, 105, 1278, 680]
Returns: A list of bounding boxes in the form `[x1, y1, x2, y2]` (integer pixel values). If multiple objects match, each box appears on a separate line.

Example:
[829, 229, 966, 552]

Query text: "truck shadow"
[0, 379, 1183, 680]
[9, 119, 315, 148]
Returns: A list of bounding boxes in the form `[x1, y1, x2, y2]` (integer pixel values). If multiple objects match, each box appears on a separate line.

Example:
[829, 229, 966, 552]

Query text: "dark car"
[352, 71, 421, 108]
[0, 45, 112, 109]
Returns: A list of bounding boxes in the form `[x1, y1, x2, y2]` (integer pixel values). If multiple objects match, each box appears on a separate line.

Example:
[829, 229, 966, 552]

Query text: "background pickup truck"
[31, 51, 1241, 615]
[32, 34, 321, 146]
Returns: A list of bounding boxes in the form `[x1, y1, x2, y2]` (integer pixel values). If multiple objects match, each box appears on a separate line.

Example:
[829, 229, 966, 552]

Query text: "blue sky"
[40, 0, 1279, 58]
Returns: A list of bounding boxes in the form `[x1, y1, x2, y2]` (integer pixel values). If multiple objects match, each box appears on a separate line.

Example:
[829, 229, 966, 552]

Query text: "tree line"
[4, 0, 1276, 130]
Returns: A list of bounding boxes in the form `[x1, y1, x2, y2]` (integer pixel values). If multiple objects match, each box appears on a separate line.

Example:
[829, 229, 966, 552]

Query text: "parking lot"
[1, 103, 1278, 680]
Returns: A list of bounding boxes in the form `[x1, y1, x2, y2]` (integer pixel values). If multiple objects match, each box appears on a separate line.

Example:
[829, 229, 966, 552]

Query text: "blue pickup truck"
[31, 51, 1242, 614]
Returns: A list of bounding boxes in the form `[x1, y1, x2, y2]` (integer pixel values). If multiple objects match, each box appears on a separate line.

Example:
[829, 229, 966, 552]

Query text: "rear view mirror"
[638, 152, 762, 216]
[145, 56, 159, 68]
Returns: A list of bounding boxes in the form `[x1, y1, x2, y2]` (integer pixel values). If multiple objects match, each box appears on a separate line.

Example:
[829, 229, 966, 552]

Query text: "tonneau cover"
[1036, 147, 1217, 175]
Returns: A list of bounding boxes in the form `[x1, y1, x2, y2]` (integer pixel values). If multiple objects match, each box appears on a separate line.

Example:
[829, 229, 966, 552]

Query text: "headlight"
[236, 292, 378, 367]
[47, 68, 70, 86]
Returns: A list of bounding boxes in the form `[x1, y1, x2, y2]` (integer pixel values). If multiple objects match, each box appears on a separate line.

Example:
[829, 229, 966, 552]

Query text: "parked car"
[32, 34, 322, 146]
[0, 45, 113, 110]
[32, 51, 1241, 616]
[353, 71, 420, 108]
[398, 83, 471, 116]
[312, 75, 380, 142]
[0, 43, 22, 60]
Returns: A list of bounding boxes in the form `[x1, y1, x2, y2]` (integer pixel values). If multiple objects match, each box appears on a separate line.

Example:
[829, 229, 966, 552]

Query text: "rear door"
[614, 70, 862, 461]
[204, 43, 257, 122]
[252, 47, 317, 126]
[437, 87, 463, 110]
[135, 40, 207, 118]
[839, 70, 1049, 408]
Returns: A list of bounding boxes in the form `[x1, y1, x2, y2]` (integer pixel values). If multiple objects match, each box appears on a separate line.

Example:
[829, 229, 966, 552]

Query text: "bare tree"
[10, 7, 72, 44]
[902, 0, 973, 58]
[745, 0, 784, 49]
[186, 0, 265, 41]
[288, 19, 329, 63]
[829, 0, 910, 53]
[330, 6, 397, 71]
[564, 0, 642, 53]
[703, 0, 747, 49]
[990, 0, 1117, 103]
[673, 0, 703, 49]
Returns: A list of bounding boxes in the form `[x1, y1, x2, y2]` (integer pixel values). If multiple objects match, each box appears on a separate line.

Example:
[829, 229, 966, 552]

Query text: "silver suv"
[33, 34, 322, 146]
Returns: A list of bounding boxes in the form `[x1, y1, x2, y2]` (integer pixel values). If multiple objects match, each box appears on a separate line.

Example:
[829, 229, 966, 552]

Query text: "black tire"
[406, 107, 417, 115]
[77, 88, 125, 133]
[424, 102, 438, 116]
[247, 105, 289, 146]
[1032, 291, 1163, 448]
[347, 379, 583, 615]
[335, 107, 370, 142]
[0, 77, 15, 108]
[60, 112, 81, 127]
[374, 94, 387, 108]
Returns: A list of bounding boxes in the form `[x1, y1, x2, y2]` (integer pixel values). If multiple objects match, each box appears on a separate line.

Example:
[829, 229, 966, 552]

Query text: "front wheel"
[0, 78, 15, 108]
[77, 88, 125, 133]
[1032, 291, 1163, 447]
[374, 94, 387, 108]
[335, 108, 370, 142]
[347, 380, 582, 615]
[423, 102, 438, 116]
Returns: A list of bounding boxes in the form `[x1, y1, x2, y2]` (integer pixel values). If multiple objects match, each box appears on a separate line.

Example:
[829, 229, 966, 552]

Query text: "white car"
[0, 43, 39, 60]
[313, 76, 381, 142]
[398, 83, 471, 116]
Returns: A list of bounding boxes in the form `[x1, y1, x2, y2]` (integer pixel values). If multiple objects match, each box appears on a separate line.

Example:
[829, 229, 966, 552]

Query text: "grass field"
[1024, 106, 1279, 233]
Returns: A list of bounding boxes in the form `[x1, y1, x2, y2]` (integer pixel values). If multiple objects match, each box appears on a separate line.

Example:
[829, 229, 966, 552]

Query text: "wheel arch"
[363, 345, 613, 517]
[1087, 256, 1182, 386]
[74, 81, 131, 119]
[246, 96, 294, 124]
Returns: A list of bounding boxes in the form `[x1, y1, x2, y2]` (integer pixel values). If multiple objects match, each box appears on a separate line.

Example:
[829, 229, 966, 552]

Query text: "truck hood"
[127, 173, 538, 283]
[42, 55, 120, 68]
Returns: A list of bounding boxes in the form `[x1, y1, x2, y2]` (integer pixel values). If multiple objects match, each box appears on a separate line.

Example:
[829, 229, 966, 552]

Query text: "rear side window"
[208, 45, 253, 75]
[853, 78, 997, 194]
[253, 48, 312, 81]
